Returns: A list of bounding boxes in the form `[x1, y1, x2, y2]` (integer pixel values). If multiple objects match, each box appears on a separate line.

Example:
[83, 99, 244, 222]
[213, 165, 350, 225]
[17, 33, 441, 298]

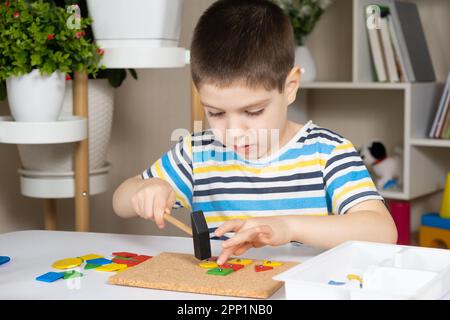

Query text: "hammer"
[163, 209, 211, 260]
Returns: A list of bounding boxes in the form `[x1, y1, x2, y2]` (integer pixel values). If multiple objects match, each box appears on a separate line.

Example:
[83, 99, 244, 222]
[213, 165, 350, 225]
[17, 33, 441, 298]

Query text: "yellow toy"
[419, 226, 450, 249]
[419, 172, 450, 249]
[440, 172, 450, 219]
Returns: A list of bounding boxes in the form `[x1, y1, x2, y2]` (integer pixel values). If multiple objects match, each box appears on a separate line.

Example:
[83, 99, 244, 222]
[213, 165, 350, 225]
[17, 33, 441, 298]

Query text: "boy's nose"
[225, 120, 248, 138]
[225, 126, 247, 142]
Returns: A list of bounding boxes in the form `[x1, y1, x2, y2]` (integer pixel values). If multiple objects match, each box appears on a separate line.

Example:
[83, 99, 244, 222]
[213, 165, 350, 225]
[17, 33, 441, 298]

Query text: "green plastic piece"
[84, 263, 100, 270]
[114, 256, 135, 261]
[207, 267, 234, 276]
[63, 270, 83, 279]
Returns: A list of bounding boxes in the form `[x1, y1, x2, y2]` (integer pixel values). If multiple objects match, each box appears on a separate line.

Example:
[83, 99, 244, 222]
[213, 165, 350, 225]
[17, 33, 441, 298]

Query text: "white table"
[0, 230, 324, 300]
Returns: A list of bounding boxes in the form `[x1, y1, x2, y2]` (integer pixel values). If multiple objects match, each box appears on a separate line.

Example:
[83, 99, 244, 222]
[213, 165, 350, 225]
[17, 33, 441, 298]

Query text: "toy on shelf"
[388, 200, 410, 245]
[420, 173, 450, 249]
[440, 172, 450, 219]
[420, 213, 450, 249]
[359, 141, 403, 191]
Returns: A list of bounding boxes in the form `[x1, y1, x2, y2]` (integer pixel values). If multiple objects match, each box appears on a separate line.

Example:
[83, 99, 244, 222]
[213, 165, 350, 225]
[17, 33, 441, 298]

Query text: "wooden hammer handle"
[163, 209, 192, 236]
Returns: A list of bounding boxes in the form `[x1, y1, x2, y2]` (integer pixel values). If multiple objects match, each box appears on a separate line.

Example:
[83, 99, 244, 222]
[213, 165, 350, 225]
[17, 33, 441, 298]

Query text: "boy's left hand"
[214, 217, 292, 265]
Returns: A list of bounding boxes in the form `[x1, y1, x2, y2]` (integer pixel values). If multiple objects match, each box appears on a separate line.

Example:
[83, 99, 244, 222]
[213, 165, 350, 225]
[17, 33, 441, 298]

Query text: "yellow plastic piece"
[52, 257, 83, 270]
[95, 263, 127, 272]
[440, 172, 450, 219]
[78, 254, 104, 261]
[116, 268, 128, 274]
[347, 274, 363, 283]
[420, 225, 450, 249]
[263, 260, 282, 267]
[228, 258, 252, 266]
[198, 261, 219, 269]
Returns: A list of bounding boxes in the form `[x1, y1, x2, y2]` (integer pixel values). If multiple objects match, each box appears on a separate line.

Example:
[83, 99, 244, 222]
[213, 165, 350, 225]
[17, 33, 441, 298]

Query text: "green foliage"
[102, 69, 137, 88]
[272, 0, 333, 45]
[0, 0, 104, 88]
[53, 0, 138, 88]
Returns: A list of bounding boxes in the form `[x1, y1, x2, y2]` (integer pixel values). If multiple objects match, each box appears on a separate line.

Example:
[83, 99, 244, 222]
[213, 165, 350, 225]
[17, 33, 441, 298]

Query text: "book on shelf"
[365, 0, 435, 83]
[386, 11, 406, 82]
[366, 6, 387, 82]
[379, 11, 399, 82]
[392, 0, 435, 82]
[441, 95, 450, 139]
[429, 70, 450, 139]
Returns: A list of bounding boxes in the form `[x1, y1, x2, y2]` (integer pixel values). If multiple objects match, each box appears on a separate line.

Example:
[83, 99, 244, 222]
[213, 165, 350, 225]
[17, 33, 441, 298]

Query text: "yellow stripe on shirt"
[194, 158, 326, 175]
[332, 180, 376, 210]
[334, 143, 353, 151]
[205, 212, 329, 223]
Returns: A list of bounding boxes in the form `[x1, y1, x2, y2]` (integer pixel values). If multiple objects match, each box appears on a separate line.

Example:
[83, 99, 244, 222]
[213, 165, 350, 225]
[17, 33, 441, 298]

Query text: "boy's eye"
[207, 111, 225, 118]
[245, 108, 265, 117]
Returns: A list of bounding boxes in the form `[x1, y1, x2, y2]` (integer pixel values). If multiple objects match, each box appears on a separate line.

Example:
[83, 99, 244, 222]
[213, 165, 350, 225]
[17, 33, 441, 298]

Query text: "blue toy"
[0, 256, 10, 266]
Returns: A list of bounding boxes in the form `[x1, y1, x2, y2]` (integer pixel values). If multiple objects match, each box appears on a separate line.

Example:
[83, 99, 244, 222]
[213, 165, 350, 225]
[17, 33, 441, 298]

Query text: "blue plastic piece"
[0, 256, 10, 266]
[328, 280, 346, 286]
[36, 272, 64, 283]
[85, 258, 112, 266]
[421, 213, 450, 230]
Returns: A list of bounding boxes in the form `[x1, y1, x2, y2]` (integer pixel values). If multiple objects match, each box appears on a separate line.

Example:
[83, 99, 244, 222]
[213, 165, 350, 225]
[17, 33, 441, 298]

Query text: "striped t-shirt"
[141, 120, 383, 235]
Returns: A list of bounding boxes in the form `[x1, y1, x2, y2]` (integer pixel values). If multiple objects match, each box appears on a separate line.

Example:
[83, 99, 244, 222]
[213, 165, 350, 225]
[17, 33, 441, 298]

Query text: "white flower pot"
[18, 79, 114, 172]
[86, 0, 184, 48]
[295, 46, 317, 83]
[6, 69, 65, 122]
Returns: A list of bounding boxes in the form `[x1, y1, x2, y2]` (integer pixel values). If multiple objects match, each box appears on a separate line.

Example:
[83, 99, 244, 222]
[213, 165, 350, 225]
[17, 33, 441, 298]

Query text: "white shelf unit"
[289, 0, 450, 201]
[295, 82, 447, 201]
[99, 46, 190, 69]
[0, 116, 87, 144]
[410, 139, 450, 148]
[0, 115, 112, 199]
[18, 163, 111, 199]
[0, 47, 190, 231]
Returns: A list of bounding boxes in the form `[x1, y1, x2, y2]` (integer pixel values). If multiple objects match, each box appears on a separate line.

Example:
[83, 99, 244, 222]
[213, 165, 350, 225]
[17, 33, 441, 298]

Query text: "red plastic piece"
[133, 255, 152, 262]
[112, 258, 140, 267]
[112, 252, 138, 258]
[221, 263, 244, 271]
[254, 265, 273, 272]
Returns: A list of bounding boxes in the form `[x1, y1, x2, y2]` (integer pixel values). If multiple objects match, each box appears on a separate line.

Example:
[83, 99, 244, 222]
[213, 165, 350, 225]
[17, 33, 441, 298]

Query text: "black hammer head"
[191, 210, 211, 260]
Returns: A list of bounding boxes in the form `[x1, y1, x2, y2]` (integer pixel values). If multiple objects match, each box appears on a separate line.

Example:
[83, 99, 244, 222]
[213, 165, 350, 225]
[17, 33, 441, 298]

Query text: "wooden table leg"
[74, 71, 90, 232]
[43, 199, 57, 230]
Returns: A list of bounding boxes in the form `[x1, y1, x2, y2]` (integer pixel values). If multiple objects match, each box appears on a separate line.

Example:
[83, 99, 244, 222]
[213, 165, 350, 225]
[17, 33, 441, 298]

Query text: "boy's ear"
[284, 67, 301, 105]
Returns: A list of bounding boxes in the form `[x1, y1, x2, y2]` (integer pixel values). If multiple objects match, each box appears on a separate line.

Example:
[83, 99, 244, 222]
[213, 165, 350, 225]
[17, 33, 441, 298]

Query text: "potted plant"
[272, 0, 333, 82]
[29, 0, 139, 172]
[2, 0, 138, 173]
[0, 0, 102, 121]
[86, 0, 184, 48]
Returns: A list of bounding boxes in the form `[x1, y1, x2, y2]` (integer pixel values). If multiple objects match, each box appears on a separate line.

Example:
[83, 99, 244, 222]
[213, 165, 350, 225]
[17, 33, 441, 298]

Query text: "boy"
[113, 0, 397, 265]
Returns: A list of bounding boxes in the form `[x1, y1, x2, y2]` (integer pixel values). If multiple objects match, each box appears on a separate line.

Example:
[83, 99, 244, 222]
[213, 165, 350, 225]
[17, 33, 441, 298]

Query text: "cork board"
[108, 252, 299, 299]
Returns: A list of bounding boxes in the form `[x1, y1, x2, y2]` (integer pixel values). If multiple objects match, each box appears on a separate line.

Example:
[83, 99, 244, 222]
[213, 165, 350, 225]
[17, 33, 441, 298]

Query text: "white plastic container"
[273, 241, 450, 300]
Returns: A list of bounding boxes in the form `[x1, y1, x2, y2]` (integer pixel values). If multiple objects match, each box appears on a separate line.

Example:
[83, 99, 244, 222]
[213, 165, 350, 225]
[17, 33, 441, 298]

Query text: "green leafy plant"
[272, 0, 333, 46]
[0, 0, 104, 99]
[53, 0, 138, 88]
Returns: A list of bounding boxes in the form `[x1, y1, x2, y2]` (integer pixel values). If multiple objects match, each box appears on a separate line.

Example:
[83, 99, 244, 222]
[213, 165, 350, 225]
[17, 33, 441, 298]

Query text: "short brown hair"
[190, 0, 295, 93]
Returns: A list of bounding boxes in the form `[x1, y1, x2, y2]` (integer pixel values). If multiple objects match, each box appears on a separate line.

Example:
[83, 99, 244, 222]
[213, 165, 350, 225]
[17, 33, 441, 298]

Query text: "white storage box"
[273, 241, 450, 300]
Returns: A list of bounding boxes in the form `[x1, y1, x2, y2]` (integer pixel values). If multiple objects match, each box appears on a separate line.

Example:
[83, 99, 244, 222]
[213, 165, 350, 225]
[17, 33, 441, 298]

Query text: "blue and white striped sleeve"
[141, 133, 193, 210]
[323, 138, 384, 214]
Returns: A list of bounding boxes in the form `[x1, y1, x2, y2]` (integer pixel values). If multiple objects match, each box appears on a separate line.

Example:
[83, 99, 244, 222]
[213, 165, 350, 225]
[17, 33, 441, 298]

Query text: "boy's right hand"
[131, 178, 176, 229]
